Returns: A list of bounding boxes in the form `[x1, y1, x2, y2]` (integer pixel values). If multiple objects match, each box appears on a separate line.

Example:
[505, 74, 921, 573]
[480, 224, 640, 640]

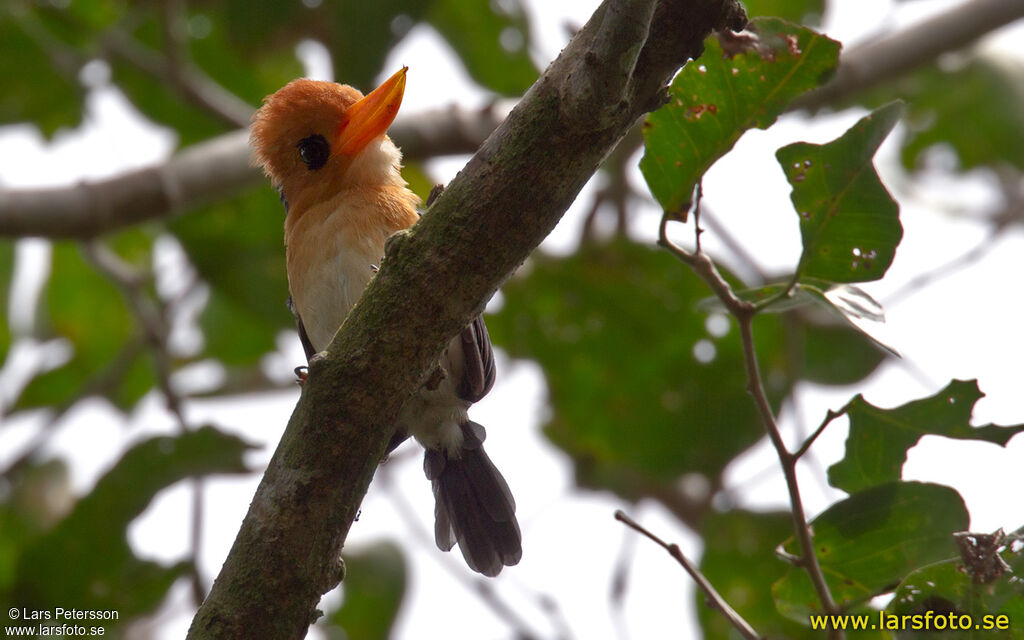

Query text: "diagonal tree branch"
[99, 26, 254, 129]
[184, 1, 747, 638]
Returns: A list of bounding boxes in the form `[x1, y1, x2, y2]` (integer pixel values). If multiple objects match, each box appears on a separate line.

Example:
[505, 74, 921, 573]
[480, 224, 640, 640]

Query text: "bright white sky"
[1, 1, 1022, 639]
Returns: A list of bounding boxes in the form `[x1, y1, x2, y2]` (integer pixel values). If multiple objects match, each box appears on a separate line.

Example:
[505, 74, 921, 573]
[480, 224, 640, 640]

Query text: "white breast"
[298, 249, 379, 352]
[288, 208, 388, 353]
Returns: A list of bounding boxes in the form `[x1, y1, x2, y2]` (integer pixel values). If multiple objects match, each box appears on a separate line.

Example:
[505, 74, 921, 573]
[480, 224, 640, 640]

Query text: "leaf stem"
[794, 408, 844, 461]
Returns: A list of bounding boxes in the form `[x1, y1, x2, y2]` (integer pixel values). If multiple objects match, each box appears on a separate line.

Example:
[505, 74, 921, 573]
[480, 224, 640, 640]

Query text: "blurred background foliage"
[1, 0, 1023, 638]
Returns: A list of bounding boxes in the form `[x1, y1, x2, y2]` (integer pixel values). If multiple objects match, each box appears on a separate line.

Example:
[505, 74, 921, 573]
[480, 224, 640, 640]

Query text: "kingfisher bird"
[250, 67, 521, 577]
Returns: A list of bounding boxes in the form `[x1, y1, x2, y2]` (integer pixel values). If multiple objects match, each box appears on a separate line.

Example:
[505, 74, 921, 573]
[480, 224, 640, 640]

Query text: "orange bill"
[335, 66, 407, 156]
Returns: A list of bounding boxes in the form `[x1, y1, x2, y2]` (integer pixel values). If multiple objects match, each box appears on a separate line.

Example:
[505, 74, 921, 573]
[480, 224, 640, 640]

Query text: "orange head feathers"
[250, 67, 409, 216]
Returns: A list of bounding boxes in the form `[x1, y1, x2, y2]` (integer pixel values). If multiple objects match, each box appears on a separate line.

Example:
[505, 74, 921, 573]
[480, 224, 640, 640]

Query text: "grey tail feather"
[424, 421, 521, 577]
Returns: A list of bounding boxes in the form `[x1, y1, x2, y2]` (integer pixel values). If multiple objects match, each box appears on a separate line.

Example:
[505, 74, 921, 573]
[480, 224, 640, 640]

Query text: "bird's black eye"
[296, 134, 329, 171]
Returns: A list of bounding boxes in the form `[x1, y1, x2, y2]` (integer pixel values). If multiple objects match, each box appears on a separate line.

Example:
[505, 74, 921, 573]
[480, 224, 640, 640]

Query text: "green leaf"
[401, 162, 436, 204]
[16, 241, 155, 410]
[110, 59, 229, 149]
[217, 0, 431, 92]
[886, 527, 1024, 639]
[773, 481, 968, 621]
[762, 280, 899, 356]
[703, 278, 893, 380]
[488, 239, 887, 495]
[185, 7, 303, 108]
[741, 0, 824, 25]
[799, 320, 888, 386]
[730, 279, 884, 322]
[828, 380, 1024, 494]
[0, 18, 83, 135]
[328, 1, 432, 91]
[897, 54, 1024, 172]
[778, 101, 904, 283]
[0, 460, 72, 595]
[13, 427, 253, 626]
[640, 18, 840, 215]
[426, 0, 537, 96]
[322, 541, 407, 640]
[219, 0, 308, 49]
[170, 188, 293, 366]
[699, 510, 823, 639]
[0, 240, 14, 362]
[487, 240, 783, 493]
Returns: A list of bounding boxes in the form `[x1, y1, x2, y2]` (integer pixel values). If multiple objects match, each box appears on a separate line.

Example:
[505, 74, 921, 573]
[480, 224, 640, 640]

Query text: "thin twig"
[885, 173, 1022, 306]
[658, 214, 843, 635]
[376, 463, 545, 640]
[614, 510, 762, 640]
[657, 215, 747, 312]
[99, 28, 252, 128]
[734, 316, 840, 627]
[609, 524, 637, 640]
[882, 220, 1012, 307]
[580, 124, 643, 244]
[0, 338, 146, 480]
[695, 206, 768, 283]
[82, 240, 208, 606]
[692, 181, 704, 253]
[793, 408, 844, 461]
[8, 10, 85, 83]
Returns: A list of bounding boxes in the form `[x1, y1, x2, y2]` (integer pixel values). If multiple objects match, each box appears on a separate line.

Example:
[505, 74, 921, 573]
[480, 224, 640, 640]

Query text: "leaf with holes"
[641, 18, 840, 216]
[741, 0, 824, 25]
[773, 481, 968, 621]
[829, 380, 1024, 494]
[778, 101, 904, 283]
[887, 527, 1024, 637]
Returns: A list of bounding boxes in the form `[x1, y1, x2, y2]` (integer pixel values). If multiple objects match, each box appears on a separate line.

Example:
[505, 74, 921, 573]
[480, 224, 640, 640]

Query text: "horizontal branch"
[185, 0, 747, 638]
[0, 104, 510, 239]
[795, 0, 1024, 111]
[2, 0, 1019, 240]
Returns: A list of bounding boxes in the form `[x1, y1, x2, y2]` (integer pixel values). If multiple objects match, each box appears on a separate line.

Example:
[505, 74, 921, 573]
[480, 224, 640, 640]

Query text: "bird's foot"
[294, 365, 308, 384]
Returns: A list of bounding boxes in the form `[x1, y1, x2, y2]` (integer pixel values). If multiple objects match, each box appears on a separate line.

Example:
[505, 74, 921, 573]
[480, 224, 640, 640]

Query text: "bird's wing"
[296, 314, 317, 362]
[456, 315, 496, 403]
[287, 296, 317, 361]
